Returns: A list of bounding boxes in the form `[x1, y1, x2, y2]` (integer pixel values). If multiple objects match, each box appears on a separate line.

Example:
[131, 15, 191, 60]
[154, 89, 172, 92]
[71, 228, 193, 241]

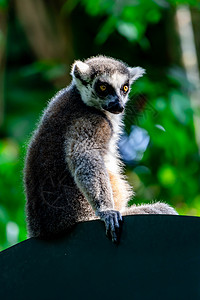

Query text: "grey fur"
[24, 55, 177, 241]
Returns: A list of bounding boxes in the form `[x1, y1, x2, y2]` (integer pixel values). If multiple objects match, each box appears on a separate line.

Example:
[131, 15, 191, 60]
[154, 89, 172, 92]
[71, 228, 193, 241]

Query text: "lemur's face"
[93, 73, 129, 114]
[71, 56, 145, 114]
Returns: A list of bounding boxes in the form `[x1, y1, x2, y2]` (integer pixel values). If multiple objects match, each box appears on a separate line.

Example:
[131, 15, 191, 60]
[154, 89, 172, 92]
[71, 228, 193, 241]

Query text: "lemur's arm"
[65, 119, 122, 242]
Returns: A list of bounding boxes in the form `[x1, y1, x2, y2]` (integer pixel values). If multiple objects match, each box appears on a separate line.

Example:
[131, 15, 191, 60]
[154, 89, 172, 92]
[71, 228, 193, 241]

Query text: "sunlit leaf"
[117, 21, 139, 42]
[155, 124, 166, 132]
[158, 165, 177, 187]
[0, 139, 19, 164]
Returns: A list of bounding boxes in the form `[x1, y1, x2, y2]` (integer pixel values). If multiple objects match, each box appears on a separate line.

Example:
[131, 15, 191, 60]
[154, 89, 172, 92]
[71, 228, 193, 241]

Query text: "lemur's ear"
[128, 67, 145, 83]
[71, 60, 90, 81]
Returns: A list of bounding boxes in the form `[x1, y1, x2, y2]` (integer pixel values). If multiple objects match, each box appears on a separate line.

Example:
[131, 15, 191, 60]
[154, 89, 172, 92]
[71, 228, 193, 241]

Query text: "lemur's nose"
[107, 98, 124, 114]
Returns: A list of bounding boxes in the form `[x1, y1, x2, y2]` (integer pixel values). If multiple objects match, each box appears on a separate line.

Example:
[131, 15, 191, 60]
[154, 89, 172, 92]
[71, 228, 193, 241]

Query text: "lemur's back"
[24, 85, 112, 237]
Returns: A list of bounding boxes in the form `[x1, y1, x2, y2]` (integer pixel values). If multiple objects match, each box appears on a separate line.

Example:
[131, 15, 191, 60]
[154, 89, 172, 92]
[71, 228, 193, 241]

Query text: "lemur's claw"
[98, 210, 123, 243]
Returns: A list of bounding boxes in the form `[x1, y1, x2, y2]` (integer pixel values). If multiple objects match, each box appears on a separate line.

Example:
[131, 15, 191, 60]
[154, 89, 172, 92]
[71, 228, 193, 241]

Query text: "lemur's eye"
[123, 85, 129, 93]
[100, 85, 107, 91]
[95, 81, 111, 97]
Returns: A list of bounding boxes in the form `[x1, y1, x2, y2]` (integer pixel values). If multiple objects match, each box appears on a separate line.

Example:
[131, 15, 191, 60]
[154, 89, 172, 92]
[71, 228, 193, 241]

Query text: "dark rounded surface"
[1, 215, 200, 299]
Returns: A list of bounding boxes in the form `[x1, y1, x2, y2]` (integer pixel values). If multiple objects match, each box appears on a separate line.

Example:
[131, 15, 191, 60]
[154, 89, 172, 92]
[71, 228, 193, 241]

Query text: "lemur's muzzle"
[103, 98, 124, 114]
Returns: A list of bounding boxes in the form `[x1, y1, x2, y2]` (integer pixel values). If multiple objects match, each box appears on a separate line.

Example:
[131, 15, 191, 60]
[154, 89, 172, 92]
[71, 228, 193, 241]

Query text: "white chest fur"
[104, 113, 124, 174]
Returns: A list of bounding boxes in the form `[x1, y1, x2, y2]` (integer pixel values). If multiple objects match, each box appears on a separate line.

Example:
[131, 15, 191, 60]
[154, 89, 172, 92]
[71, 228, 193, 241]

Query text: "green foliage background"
[0, 0, 200, 250]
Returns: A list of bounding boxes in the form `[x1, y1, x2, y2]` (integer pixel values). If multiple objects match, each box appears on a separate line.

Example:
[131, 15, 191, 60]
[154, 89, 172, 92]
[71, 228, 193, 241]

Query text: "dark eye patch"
[94, 80, 115, 98]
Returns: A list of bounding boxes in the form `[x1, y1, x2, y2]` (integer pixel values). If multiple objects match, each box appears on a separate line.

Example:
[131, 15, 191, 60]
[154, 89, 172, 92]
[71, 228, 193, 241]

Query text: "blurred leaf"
[0, 206, 9, 225]
[158, 165, 177, 187]
[155, 124, 166, 131]
[0, 0, 8, 9]
[146, 9, 161, 23]
[6, 221, 19, 246]
[117, 21, 139, 42]
[95, 16, 117, 44]
[0, 29, 6, 48]
[20, 61, 67, 81]
[0, 139, 19, 164]
[154, 97, 167, 112]
[167, 0, 200, 7]
[62, 0, 80, 14]
[169, 90, 193, 125]
[167, 66, 189, 85]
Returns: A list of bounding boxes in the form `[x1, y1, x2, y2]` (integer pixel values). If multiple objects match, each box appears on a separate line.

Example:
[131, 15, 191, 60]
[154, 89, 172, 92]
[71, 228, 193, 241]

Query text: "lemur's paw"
[97, 210, 123, 243]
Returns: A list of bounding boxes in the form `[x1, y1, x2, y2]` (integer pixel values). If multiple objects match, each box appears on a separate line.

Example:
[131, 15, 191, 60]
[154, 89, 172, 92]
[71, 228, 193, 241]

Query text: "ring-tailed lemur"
[24, 55, 177, 243]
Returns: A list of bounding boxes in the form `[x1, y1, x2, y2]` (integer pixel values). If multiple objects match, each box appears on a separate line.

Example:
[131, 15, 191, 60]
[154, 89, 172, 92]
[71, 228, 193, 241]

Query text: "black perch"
[1, 215, 200, 299]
